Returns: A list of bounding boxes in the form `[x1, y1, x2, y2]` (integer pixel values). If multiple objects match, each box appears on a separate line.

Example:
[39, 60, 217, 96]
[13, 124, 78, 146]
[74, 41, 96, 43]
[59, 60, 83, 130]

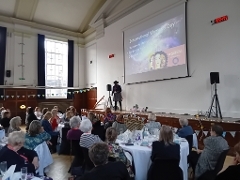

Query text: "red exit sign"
[211, 15, 228, 25]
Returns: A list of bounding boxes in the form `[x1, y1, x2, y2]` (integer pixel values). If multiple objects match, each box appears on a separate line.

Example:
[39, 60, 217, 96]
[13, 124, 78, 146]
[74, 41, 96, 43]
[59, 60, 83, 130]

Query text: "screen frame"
[122, 1, 190, 85]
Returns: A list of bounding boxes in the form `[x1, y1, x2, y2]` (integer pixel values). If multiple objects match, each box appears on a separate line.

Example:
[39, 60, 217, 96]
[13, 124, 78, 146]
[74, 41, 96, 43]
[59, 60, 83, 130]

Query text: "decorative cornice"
[91, 18, 105, 39]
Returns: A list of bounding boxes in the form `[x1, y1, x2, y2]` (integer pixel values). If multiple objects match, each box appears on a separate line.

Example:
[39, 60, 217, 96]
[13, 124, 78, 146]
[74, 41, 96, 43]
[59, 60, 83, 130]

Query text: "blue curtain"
[67, 40, 74, 99]
[37, 34, 46, 99]
[0, 27, 7, 99]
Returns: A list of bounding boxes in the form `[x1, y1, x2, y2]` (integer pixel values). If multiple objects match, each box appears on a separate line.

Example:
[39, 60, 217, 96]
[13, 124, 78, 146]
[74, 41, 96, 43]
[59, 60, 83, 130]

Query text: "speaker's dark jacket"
[112, 84, 122, 102]
[112, 85, 122, 95]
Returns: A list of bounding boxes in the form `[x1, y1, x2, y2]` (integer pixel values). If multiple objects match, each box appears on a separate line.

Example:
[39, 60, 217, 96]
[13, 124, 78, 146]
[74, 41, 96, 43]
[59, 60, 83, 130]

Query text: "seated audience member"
[112, 114, 127, 135]
[151, 125, 180, 162]
[0, 111, 11, 133]
[145, 113, 161, 134]
[215, 141, 240, 180]
[41, 108, 48, 119]
[88, 112, 98, 123]
[41, 111, 58, 136]
[65, 111, 73, 122]
[193, 125, 229, 179]
[0, 131, 39, 174]
[26, 107, 38, 131]
[63, 108, 71, 119]
[104, 108, 116, 128]
[67, 116, 84, 172]
[67, 116, 83, 140]
[106, 127, 134, 178]
[79, 143, 130, 180]
[8, 116, 22, 134]
[88, 112, 105, 141]
[41, 111, 59, 153]
[177, 118, 194, 138]
[79, 119, 102, 149]
[34, 107, 42, 119]
[0, 107, 5, 119]
[54, 105, 63, 114]
[50, 109, 59, 131]
[70, 106, 78, 116]
[24, 120, 51, 150]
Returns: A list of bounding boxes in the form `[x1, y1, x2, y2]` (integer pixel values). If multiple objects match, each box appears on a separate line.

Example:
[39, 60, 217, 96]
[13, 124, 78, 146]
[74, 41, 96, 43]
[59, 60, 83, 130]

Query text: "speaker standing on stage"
[112, 81, 122, 111]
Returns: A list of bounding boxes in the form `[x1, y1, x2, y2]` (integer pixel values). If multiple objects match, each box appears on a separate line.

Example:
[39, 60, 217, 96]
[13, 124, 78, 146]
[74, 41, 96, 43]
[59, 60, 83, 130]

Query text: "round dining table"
[117, 140, 189, 180]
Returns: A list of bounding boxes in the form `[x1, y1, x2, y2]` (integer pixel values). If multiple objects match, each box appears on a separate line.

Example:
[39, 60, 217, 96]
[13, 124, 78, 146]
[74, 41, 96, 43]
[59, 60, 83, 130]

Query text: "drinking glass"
[0, 161, 7, 176]
[21, 167, 27, 180]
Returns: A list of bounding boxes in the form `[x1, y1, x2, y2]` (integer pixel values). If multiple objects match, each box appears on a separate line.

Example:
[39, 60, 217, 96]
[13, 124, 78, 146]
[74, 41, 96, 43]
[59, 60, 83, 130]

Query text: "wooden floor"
[47, 154, 72, 180]
[45, 154, 234, 180]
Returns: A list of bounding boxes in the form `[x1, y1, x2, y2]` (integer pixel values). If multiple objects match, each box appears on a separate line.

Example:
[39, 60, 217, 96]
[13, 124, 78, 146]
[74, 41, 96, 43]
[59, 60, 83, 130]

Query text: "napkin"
[2, 165, 16, 180]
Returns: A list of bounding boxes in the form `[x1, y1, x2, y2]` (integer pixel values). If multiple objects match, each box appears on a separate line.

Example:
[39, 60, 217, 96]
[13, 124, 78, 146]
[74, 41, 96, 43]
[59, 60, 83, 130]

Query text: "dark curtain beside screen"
[0, 27, 7, 99]
[67, 40, 74, 99]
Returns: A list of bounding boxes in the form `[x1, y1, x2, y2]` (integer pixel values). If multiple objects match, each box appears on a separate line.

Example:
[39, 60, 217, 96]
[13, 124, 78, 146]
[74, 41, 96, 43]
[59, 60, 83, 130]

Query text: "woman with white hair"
[8, 116, 22, 134]
[67, 116, 83, 140]
[145, 113, 161, 134]
[79, 119, 102, 149]
[177, 118, 194, 138]
[0, 131, 39, 174]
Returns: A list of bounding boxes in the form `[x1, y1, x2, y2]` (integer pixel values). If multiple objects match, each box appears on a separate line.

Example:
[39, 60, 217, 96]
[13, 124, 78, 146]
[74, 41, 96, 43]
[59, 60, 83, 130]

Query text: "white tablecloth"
[118, 141, 189, 180]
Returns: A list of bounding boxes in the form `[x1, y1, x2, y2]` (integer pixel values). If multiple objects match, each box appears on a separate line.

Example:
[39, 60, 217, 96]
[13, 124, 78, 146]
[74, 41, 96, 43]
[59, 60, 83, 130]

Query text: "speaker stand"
[106, 91, 114, 109]
[207, 83, 222, 119]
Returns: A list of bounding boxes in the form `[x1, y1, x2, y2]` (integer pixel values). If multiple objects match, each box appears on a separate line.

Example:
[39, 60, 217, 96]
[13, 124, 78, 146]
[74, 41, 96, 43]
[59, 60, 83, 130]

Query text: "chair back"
[81, 147, 94, 171]
[59, 127, 71, 155]
[147, 158, 183, 180]
[92, 123, 105, 141]
[213, 149, 229, 174]
[197, 149, 229, 180]
[70, 140, 82, 156]
[124, 150, 135, 175]
[185, 134, 193, 153]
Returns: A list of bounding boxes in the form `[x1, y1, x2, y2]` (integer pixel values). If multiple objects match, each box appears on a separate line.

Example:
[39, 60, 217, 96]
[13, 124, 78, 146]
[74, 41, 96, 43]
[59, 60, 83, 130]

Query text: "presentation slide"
[124, 4, 188, 84]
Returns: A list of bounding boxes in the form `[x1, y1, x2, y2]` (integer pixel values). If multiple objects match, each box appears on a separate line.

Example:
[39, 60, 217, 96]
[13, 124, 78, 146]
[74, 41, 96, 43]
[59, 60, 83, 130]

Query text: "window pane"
[45, 38, 68, 99]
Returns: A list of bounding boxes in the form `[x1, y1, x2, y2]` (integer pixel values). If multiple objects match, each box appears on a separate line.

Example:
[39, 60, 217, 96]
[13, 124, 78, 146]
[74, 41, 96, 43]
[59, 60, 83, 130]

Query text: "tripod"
[106, 91, 114, 109]
[207, 83, 222, 119]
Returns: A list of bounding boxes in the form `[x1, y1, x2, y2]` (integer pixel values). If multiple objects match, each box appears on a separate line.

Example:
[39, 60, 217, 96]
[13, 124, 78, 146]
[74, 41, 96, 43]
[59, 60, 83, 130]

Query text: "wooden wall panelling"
[73, 92, 87, 113]
[86, 89, 97, 109]
[3, 89, 38, 121]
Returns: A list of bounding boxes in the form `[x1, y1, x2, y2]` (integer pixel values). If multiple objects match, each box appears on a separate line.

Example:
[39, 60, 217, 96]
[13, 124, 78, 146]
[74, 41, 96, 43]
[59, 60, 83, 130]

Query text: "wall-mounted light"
[20, 105, 26, 109]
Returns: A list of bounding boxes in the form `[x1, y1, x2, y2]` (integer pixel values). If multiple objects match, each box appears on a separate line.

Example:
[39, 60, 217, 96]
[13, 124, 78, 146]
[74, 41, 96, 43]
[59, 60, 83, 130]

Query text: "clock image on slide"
[172, 57, 179, 65]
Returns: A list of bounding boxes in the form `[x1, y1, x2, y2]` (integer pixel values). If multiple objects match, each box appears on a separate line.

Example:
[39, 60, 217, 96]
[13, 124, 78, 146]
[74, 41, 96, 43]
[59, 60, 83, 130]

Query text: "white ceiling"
[34, 0, 96, 31]
[0, 0, 16, 16]
[0, 0, 153, 37]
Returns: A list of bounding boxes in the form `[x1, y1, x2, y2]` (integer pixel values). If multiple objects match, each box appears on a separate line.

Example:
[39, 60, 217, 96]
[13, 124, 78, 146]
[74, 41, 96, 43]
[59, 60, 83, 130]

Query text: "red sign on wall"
[211, 15, 228, 25]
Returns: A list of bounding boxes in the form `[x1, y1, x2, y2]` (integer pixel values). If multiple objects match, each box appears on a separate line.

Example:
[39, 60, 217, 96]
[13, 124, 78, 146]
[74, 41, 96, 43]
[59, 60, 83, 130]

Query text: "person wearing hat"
[112, 81, 122, 111]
